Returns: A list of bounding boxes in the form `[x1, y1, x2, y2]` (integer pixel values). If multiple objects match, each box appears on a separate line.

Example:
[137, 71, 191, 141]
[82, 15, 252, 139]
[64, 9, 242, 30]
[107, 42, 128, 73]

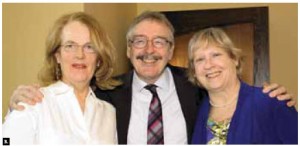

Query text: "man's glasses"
[129, 35, 172, 49]
[60, 42, 96, 54]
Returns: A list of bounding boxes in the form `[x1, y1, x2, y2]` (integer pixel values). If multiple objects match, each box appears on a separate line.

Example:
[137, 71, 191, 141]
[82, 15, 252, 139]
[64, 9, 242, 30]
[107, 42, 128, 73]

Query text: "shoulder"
[240, 82, 292, 112]
[97, 70, 133, 91]
[93, 97, 116, 113]
[3, 102, 40, 144]
[39, 81, 69, 99]
[9, 102, 40, 116]
[168, 64, 188, 76]
[109, 71, 133, 92]
[107, 70, 134, 91]
[114, 70, 133, 83]
[38, 82, 68, 106]
[5, 83, 63, 121]
[93, 88, 113, 103]
[39, 85, 53, 99]
[238, 82, 298, 144]
[167, 64, 201, 91]
[4, 102, 40, 132]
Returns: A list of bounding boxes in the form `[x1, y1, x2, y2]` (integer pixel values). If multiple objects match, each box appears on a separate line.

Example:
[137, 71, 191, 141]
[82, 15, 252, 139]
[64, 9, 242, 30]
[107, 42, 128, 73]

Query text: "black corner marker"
[3, 138, 10, 145]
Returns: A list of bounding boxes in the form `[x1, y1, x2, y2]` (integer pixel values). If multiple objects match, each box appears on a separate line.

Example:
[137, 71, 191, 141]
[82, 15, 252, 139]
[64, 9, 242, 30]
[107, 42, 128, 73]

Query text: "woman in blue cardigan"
[187, 27, 298, 144]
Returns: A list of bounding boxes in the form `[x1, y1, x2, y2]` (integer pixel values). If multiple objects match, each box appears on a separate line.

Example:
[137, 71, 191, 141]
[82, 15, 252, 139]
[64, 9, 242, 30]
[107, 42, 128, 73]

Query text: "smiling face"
[193, 45, 239, 92]
[55, 21, 98, 86]
[127, 20, 174, 84]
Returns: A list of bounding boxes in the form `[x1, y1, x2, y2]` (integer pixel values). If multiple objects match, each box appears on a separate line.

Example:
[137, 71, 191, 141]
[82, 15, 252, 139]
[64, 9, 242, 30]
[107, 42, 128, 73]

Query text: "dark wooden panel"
[162, 7, 269, 86]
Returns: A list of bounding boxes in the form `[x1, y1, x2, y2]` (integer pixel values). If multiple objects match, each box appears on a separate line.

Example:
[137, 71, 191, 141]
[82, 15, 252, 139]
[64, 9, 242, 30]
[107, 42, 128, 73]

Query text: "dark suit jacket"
[94, 65, 204, 144]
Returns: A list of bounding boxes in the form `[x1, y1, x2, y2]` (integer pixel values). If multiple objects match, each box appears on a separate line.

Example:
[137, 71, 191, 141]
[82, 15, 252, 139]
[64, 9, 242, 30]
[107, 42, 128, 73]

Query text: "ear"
[168, 46, 175, 61]
[234, 59, 239, 67]
[55, 52, 61, 64]
[126, 47, 131, 59]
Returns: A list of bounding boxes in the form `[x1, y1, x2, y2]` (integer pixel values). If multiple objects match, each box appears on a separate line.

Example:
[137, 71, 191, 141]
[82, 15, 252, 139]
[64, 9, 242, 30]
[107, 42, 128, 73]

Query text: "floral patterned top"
[206, 117, 231, 144]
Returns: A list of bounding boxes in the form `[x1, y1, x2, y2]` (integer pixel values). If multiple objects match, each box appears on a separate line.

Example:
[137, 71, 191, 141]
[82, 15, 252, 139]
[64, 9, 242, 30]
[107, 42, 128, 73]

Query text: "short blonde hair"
[38, 12, 120, 90]
[187, 27, 243, 87]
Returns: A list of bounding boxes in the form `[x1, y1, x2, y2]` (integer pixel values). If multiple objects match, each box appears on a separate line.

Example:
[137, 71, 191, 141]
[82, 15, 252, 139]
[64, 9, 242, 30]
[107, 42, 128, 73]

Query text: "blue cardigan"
[191, 82, 298, 144]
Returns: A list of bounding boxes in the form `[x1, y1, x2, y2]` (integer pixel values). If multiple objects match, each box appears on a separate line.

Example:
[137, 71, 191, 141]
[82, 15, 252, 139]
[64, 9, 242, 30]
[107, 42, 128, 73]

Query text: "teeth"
[141, 58, 157, 64]
[206, 71, 220, 78]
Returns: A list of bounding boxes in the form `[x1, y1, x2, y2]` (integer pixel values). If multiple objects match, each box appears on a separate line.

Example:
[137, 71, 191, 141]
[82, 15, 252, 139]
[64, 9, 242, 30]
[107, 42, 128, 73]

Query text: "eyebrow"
[154, 36, 169, 40]
[62, 40, 92, 45]
[132, 35, 169, 40]
[132, 35, 147, 38]
[61, 40, 75, 44]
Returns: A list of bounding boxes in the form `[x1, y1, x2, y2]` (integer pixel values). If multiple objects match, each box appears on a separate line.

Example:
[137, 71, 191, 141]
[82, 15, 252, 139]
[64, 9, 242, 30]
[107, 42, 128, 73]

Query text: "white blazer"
[3, 81, 117, 144]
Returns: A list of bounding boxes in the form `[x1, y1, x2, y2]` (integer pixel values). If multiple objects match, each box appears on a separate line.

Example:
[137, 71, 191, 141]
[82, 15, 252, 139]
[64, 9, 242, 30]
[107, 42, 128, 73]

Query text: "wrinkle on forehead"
[133, 20, 173, 40]
[61, 21, 91, 44]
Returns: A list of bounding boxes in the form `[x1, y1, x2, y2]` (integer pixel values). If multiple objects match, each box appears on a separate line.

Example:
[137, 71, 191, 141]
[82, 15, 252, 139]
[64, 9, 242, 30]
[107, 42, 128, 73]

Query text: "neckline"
[209, 96, 238, 108]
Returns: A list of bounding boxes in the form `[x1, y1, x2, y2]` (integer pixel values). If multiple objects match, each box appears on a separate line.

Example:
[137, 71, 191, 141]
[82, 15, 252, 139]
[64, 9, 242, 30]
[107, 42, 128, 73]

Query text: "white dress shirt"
[127, 67, 187, 144]
[3, 81, 117, 144]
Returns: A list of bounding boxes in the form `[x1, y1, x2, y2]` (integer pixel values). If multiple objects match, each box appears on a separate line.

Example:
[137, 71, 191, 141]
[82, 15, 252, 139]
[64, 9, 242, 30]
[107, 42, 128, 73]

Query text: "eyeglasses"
[60, 43, 97, 54]
[129, 35, 172, 49]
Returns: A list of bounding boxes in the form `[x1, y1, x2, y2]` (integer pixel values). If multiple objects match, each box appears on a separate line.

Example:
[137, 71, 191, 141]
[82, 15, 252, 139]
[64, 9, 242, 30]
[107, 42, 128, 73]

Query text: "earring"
[56, 63, 61, 80]
[96, 61, 100, 68]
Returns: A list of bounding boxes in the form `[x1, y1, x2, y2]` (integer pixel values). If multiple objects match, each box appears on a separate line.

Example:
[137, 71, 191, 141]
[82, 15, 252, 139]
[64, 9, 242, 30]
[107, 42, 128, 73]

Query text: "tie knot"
[144, 84, 157, 94]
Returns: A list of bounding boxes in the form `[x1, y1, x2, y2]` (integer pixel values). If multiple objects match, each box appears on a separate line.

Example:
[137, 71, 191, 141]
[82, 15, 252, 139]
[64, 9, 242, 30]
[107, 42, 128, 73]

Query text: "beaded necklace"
[209, 96, 237, 108]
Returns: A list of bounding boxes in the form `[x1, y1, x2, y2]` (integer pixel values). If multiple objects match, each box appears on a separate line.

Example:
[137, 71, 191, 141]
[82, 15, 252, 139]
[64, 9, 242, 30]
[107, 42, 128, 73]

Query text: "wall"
[268, 4, 298, 102]
[137, 3, 298, 102]
[84, 3, 137, 75]
[2, 3, 136, 121]
[2, 3, 297, 120]
[2, 3, 84, 120]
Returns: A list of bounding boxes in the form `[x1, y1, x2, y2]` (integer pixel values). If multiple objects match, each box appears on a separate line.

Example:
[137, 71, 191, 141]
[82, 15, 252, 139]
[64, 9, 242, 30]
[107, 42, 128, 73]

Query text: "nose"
[145, 40, 155, 54]
[75, 46, 85, 59]
[204, 58, 213, 69]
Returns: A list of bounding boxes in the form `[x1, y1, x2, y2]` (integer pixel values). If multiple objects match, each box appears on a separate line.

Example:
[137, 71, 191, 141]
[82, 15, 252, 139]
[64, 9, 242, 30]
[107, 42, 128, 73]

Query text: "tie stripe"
[145, 84, 164, 144]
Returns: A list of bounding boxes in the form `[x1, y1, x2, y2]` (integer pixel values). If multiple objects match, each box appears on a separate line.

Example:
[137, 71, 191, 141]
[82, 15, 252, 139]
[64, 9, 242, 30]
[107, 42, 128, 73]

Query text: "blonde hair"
[38, 12, 120, 90]
[187, 27, 243, 87]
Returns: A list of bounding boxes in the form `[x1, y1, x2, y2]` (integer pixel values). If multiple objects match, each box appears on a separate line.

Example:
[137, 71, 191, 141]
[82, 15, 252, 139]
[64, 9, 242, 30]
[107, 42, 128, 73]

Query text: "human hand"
[9, 84, 44, 111]
[262, 82, 297, 108]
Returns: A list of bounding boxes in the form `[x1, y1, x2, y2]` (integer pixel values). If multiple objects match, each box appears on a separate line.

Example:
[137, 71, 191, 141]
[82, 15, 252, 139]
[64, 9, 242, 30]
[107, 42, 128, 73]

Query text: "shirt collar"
[49, 81, 94, 98]
[132, 67, 171, 92]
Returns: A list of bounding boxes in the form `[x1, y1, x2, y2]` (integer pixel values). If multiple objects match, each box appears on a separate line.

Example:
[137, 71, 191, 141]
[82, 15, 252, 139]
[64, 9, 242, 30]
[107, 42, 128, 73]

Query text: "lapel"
[227, 81, 253, 144]
[197, 82, 252, 144]
[168, 65, 201, 143]
[110, 65, 202, 144]
[196, 96, 210, 144]
[109, 70, 134, 144]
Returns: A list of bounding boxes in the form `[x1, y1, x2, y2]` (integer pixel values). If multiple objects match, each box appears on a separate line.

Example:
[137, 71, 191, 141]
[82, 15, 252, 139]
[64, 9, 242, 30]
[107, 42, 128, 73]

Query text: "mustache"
[136, 54, 162, 61]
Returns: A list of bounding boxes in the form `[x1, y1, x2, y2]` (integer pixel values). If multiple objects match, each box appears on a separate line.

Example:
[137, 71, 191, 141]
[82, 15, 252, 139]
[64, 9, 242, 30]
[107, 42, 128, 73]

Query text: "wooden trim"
[163, 7, 269, 86]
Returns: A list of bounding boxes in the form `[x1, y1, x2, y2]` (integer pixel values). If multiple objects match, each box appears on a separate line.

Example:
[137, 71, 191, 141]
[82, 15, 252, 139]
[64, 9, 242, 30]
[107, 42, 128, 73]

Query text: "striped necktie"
[145, 84, 164, 144]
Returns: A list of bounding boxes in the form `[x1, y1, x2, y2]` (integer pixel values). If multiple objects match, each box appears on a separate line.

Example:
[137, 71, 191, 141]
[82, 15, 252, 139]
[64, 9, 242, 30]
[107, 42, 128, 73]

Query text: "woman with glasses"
[3, 12, 120, 144]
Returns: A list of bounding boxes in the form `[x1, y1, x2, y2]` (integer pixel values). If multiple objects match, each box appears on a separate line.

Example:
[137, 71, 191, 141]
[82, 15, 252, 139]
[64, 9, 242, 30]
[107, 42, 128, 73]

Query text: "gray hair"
[126, 11, 175, 48]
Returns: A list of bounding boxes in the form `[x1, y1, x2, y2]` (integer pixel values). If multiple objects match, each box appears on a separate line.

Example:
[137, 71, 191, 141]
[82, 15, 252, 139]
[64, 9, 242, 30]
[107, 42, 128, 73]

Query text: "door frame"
[163, 7, 269, 86]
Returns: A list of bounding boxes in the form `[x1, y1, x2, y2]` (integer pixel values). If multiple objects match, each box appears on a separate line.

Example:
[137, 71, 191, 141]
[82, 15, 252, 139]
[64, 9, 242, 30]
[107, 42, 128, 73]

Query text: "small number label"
[3, 138, 10, 145]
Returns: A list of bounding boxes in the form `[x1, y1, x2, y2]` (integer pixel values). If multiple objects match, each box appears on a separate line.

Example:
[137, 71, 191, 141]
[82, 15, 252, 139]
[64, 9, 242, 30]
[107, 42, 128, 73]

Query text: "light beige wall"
[2, 3, 84, 120]
[84, 3, 137, 76]
[137, 3, 298, 99]
[3, 3, 297, 121]
[268, 4, 297, 101]
[137, 3, 269, 13]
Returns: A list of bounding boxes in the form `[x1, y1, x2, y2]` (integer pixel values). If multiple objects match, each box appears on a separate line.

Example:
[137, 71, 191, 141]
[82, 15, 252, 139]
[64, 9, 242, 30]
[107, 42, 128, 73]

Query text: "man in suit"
[95, 11, 296, 144]
[9, 11, 296, 144]
[101, 11, 201, 144]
